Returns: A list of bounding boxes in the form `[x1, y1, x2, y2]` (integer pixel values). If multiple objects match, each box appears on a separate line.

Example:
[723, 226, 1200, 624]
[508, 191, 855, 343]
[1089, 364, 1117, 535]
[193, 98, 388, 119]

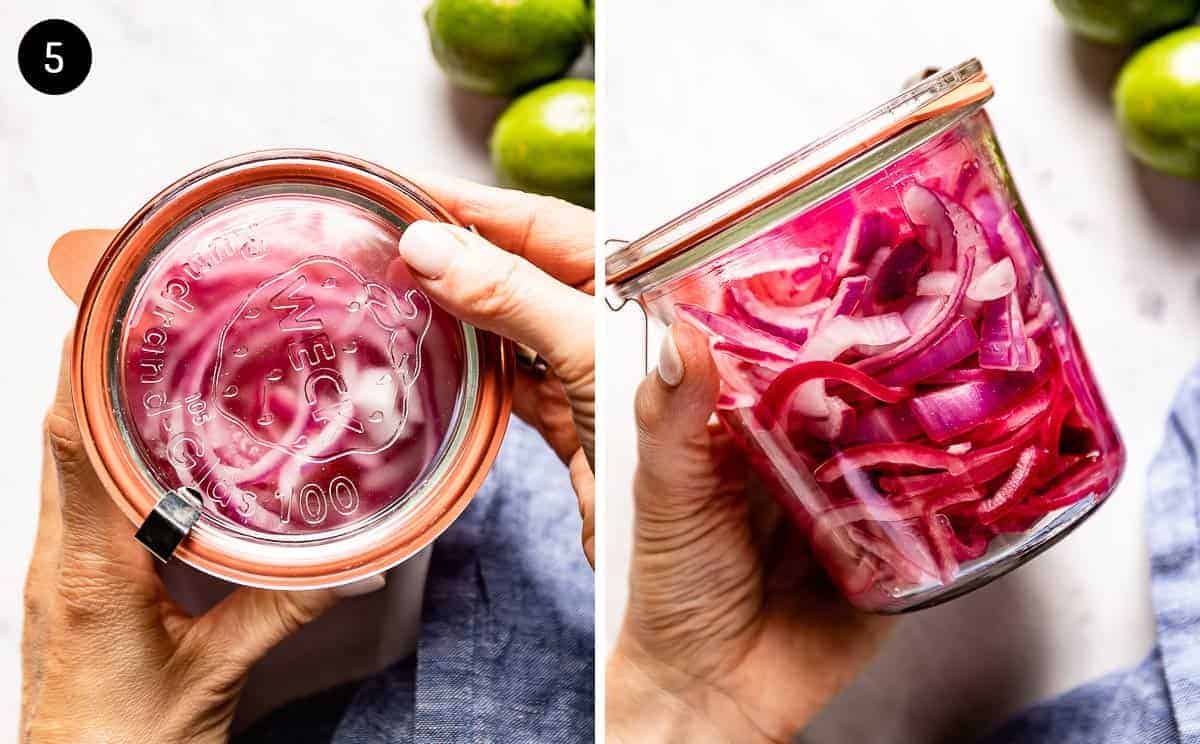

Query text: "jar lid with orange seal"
[49, 150, 514, 590]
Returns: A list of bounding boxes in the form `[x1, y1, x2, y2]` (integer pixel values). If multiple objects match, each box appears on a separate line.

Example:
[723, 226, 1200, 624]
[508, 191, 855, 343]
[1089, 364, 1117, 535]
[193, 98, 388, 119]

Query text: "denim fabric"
[985, 368, 1200, 744]
[983, 649, 1178, 744]
[330, 418, 594, 743]
[245, 418, 594, 743]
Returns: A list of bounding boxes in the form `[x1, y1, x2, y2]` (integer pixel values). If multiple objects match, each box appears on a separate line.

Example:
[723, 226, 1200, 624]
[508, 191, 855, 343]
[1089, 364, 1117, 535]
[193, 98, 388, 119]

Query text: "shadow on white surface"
[1130, 162, 1200, 241]
[1065, 34, 1130, 106]
[445, 85, 509, 160]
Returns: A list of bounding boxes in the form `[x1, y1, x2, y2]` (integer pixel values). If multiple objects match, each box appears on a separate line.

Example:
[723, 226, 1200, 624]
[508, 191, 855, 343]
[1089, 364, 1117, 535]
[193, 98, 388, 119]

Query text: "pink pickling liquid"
[120, 192, 464, 536]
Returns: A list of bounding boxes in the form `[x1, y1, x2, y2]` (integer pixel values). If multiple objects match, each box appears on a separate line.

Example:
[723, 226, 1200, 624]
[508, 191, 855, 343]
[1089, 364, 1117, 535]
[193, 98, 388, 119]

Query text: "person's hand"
[606, 324, 895, 743]
[20, 340, 366, 744]
[395, 177, 595, 566]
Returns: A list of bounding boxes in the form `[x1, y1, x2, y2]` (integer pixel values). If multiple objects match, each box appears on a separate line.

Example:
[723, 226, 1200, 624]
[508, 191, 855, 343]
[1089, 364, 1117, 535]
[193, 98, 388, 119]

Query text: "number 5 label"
[44, 41, 63, 73]
[18, 19, 91, 95]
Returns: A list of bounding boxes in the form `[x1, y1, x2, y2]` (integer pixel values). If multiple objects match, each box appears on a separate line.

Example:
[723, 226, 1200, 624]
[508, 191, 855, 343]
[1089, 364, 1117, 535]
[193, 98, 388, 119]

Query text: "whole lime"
[490, 79, 594, 207]
[424, 0, 588, 96]
[1114, 26, 1200, 178]
[1054, 0, 1199, 44]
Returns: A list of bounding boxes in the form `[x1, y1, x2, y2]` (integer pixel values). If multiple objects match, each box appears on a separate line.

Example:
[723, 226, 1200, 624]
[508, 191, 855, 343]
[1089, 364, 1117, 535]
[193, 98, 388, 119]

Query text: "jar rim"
[70, 149, 515, 589]
[605, 58, 993, 300]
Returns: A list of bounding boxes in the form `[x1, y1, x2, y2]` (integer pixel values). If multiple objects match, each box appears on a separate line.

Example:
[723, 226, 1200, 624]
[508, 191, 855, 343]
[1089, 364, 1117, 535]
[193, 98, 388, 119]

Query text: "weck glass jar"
[606, 60, 1125, 612]
[50, 150, 514, 589]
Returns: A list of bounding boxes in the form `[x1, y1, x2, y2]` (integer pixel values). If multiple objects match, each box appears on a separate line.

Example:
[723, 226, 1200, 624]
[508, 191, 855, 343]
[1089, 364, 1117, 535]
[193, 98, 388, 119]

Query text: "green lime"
[490, 79, 594, 207]
[424, 0, 588, 96]
[1054, 0, 1199, 44]
[1114, 26, 1200, 178]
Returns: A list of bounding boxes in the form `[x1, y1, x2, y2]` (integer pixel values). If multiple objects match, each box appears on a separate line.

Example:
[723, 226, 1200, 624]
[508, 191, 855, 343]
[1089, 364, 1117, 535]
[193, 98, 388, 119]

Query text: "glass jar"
[606, 60, 1124, 612]
[50, 150, 513, 590]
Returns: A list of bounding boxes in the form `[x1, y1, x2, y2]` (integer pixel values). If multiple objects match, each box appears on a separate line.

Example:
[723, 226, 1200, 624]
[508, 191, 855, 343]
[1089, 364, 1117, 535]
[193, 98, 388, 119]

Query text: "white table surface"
[601, 2, 1200, 742]
[0, 0, 537, 734]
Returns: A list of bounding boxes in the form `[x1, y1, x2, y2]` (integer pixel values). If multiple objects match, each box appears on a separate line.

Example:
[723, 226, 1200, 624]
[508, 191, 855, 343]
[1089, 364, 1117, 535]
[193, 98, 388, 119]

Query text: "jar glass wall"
[116, 186, 467, 538]
[637, 110, 1124, 612]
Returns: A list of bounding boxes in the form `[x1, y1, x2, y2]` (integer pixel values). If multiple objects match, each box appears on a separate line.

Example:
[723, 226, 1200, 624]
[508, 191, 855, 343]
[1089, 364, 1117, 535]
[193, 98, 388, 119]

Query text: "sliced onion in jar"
[967, 257, 1016, 302]
[683, 179, 1115, 603]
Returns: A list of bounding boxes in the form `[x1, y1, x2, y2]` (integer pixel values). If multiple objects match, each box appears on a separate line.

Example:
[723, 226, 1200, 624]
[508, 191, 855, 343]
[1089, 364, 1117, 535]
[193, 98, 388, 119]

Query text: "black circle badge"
[18, 19, 92, 95]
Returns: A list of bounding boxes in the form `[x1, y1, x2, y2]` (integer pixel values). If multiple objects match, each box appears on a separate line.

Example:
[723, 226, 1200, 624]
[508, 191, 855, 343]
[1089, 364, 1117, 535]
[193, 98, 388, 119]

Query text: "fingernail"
[397, 221, 463, 279]
[333, 574, 386, 598]
[657, 326, 684, 387]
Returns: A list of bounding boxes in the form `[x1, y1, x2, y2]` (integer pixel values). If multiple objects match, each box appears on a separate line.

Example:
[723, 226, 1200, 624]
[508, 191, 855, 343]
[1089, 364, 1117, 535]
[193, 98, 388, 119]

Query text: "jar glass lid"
[115, 187, 467, 538]
[67, 151, 514, 588]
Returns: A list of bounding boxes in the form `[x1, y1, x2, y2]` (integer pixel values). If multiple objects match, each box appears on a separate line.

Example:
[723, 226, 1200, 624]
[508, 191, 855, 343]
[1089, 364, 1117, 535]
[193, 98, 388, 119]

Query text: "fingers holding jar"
[389, 177, 596, 572]
[570, 448, 596, 567]
[24, 337, 346, 743]
[395, 180, 596, 469]
[397, 220, 593, 386]
[404, 173, 594, 288]
[39, 333, 159, 598]
[608, 320, 895, 743]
